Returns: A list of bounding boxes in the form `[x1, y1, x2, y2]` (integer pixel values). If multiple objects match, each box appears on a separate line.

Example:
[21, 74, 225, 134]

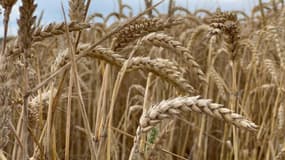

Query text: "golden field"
[0, 0, 284, 160]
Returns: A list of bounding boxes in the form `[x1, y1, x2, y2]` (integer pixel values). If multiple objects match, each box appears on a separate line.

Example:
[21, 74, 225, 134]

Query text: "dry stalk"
[3, 1, 284, 159]
[0, 149, 7, 160]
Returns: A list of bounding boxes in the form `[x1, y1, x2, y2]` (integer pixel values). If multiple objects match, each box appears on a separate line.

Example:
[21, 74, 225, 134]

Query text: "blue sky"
[0, 0, 270, 37]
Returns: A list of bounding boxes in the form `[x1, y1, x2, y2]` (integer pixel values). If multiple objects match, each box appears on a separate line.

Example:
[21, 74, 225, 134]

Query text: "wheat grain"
[139, 96, 258, 133]
[130, 96, 258, 159]
[86, 47, 194, 94]
[69, 0, 85, 22]
[112, 17, 182, 51]
[142, 32, 207, 83]
[8, 22, 91, 56]
[209, 67, 228, 100]
[264, 59, 280, 83]
[28, 89, 57, 125]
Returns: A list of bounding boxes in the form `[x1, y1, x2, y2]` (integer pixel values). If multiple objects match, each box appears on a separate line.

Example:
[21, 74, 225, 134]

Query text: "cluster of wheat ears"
[0, 0, 285, 159]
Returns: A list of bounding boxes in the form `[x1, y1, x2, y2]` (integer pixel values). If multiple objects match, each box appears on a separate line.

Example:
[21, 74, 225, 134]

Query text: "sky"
[0, 0, 270, 37]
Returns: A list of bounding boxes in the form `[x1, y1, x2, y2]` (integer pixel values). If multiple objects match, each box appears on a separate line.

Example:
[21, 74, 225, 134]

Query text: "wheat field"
[0, 0, 284, 160]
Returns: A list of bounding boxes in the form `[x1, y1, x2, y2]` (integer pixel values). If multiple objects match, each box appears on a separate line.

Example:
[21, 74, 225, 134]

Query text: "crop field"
[0, 0, 284, 160]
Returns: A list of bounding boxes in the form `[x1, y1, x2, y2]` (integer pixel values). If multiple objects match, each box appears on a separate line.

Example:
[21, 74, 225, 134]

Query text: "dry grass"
[0, 0, 285, 159]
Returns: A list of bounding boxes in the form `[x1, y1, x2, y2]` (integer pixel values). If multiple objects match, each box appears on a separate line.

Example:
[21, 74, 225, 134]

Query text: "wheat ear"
[68, 0, 85, 22]
[139, 96, 258, 133]
[112, 17, 182, 51]
[8, 22, 91, 56]
[129, 96, 258, 159]
[86, 47, 194, 94]
[142, 32, 206, 83]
